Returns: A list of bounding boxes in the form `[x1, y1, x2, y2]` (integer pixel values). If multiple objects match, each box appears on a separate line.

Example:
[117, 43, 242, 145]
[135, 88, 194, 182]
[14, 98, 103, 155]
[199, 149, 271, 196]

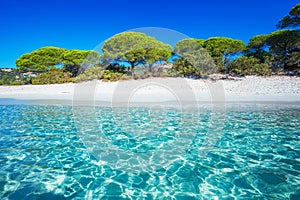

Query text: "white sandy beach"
[0, 76, 299, 103]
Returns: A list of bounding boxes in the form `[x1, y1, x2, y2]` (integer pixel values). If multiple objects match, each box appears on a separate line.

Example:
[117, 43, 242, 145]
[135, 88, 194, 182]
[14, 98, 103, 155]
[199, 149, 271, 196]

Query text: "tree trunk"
[131, 62, 135, 79]
[224, 54, 229, 75]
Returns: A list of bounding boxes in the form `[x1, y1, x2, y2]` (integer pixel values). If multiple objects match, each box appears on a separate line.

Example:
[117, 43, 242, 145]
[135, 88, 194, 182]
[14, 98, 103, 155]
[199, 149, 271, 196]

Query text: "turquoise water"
[0, 103, 299, 199]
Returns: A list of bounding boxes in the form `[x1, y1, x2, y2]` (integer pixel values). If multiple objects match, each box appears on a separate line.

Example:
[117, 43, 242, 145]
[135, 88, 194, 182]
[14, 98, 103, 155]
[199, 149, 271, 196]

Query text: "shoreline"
[0, 76, 299, 104]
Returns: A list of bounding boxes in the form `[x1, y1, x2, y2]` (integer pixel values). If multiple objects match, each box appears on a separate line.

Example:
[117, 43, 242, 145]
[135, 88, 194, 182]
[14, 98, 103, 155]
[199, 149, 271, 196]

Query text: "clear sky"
[0, 0, 298, 68]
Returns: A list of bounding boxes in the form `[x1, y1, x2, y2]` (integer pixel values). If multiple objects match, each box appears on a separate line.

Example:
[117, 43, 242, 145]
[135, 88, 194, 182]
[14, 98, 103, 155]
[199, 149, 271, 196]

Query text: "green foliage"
[32, 68, 73, 85]
[228, 56, 271, 76]
[174, 39, 217, 76]
[102, 32, 172, 79]
[0, 69, 23, 85]
[75, 65, 130, 82]
[16, 47, 100, 76]
[145, 48, 172, 73]
[267, 30, 300, 70]
[273, 4, 300, 72]
[172, 38, 246, 77]
[101, 70, 130, 81]
[199, 37, 246, 73]
[152, 67, 170, 77]
[106, 63, 128, 73]
[20, 75, 34, 85]
[75, 65, 103, 82]
[196, 39, 206, 47]
[247, 30, 300, 72]
[0, 69, 39, 85]
[63, 50, 99, 77]
[247, 34, 271, 62]
[267, 30, 300, 54]
[277, 4, 300, 29]
[284, 51, 300, 73]
[247, 34, 269, 51]
[16, 47, 66, 72]
[170, 57, 202, 77]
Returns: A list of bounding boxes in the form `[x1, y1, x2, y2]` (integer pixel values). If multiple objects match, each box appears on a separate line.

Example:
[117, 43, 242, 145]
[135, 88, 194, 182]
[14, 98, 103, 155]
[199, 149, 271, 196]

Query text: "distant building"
[0, 68, 13, 73]
[21, 72, 38, 77]
[156, 63, 173, 69]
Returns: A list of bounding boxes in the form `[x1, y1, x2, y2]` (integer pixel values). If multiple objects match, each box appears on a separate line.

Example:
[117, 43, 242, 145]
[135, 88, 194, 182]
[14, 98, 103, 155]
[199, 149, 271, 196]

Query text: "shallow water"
[0, 103, 299, 199]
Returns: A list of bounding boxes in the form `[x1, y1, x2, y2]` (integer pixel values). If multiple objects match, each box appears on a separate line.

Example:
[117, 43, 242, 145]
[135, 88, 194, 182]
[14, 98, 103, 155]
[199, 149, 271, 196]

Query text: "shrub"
[0, 71, 23, 85]
[170, 58, 202, 78]
[101, 70, 130, 81]
[75, 66, 103, 82]
[152, 68, 169, 77]
[75, 63, 131, 82]
[228, 56, 272, 76]
[32, 68, 72, 84]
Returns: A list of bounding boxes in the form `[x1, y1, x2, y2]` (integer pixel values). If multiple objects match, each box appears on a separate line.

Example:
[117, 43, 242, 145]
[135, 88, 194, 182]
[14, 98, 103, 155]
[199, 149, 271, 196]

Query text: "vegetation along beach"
[0, 1, 299, 199]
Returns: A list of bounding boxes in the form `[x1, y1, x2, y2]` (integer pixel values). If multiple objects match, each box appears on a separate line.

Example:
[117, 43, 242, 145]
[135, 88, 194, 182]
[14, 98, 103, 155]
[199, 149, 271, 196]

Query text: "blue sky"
[0, 0, 298, 68]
